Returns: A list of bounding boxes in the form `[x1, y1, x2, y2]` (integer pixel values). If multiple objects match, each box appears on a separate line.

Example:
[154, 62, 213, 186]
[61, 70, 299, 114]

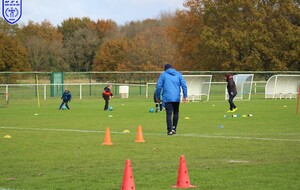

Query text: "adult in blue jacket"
[155, 64, 187, 135]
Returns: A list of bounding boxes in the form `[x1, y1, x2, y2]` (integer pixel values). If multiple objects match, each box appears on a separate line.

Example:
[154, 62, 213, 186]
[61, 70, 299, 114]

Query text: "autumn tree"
[201, 0, 300, 70]
[64, 28, 100, 71]
[126, 19, 177, 71]
[59, 18, 116, 71]
[93, 38, 128, 71]
[20, 20, 67, 71]
[169, 0, 205, 70]
[0, 18, 20, 36]
[93, 19, 117, 39]
[0, 33, 29, 72]
[95, 17, 178, 71]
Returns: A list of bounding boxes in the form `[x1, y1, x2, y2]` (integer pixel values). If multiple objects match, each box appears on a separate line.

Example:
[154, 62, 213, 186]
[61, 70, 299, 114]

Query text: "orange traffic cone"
[102, 127, 113, 145]
[135, 125, 145, 142]
[121, 159, 135, 190]
[172, 155, 197, 188]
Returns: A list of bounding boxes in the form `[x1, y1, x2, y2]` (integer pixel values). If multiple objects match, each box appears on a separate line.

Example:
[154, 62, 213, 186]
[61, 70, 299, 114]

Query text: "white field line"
[0, 126, 299, 142]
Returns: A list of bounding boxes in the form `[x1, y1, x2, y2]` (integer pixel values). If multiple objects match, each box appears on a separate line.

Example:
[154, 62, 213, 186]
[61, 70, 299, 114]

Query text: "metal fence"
[0, 71, 298, 102]
[0, 81, 267, 102]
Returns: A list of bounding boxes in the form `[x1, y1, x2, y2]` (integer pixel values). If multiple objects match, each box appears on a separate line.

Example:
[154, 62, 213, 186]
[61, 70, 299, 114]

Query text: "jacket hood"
[165, 68, 177, 76]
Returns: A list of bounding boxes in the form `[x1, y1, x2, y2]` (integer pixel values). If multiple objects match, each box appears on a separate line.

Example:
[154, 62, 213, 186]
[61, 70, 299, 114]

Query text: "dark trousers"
[104, 98, 109, 110]
[228, 94, 236, 110]
[59, 101, 70, 110]
[165, 102, 180, 132]
[155, 102, 163, 111]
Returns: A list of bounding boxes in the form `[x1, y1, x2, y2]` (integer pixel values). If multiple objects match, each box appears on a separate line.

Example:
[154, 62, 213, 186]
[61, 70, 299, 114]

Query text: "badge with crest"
[2, 0, 22, 24]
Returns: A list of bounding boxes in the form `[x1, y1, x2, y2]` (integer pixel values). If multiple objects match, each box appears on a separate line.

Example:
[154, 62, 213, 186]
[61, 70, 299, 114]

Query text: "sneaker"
[167, 131, 173, 135]
[227, 110, 234, 113]
[171, 130, 176, 134]
[232, 108, 238, 112]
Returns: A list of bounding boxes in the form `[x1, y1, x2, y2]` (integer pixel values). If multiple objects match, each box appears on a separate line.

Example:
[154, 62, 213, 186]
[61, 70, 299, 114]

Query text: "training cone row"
[102, 126, 145, 145]
[120, 156, 196, 189]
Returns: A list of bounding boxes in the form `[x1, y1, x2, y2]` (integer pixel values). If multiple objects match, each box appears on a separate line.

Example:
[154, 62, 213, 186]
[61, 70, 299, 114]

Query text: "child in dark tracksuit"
[59, 89, 72, 110]
[103, 85, 113, 111]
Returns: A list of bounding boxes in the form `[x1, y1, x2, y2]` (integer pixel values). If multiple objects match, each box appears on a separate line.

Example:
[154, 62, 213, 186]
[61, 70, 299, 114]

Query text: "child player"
[59, 89, 72, 110]
[103, 84, 113, 111]
[154, 90, 163, 113]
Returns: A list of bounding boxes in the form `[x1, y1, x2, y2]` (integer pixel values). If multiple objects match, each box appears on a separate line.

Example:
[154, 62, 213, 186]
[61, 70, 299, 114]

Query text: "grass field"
[0, 96, 299, 190]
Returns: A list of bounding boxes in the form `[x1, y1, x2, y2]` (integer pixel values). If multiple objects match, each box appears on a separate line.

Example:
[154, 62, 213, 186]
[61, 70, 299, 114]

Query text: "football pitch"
[0, 97, 299, 190]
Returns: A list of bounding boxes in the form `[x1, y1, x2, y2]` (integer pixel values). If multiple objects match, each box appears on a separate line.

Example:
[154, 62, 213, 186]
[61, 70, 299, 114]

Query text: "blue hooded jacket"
[61, 90, 72, 102]
[156, 68, 187, 103]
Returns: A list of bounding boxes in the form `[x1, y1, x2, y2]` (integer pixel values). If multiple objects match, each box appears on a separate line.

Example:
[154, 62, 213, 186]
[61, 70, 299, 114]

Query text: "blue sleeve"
[61, 92, 65, 99]
[181, 75, 188, 98]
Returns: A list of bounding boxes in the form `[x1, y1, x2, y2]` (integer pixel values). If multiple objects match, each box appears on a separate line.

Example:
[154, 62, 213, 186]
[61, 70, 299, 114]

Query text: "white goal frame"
[146, 75, 212, 101]
[225, 74, 254, 101]
[183, 75, 212, 101]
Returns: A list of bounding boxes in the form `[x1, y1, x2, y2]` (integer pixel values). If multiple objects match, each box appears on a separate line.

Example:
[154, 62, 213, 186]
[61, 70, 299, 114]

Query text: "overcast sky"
[2, 0, 186, 26]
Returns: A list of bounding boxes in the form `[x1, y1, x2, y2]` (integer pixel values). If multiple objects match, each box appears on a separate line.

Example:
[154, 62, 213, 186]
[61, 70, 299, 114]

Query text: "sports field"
[0, 96, 299, 190]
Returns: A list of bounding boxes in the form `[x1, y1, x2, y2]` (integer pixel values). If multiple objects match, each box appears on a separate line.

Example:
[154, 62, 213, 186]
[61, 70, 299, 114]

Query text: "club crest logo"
[2, 0, 22, 24]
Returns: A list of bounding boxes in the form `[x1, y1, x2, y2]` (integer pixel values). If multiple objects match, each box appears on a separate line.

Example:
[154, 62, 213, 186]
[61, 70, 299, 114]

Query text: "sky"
[1, 0, 186, 26]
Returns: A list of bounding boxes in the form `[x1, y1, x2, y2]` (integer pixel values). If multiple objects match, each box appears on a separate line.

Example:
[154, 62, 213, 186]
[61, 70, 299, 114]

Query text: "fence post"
[80, 84, 82, 100]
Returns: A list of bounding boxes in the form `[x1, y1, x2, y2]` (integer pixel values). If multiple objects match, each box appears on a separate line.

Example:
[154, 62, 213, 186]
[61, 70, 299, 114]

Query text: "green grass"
[0, 97, 299, 190]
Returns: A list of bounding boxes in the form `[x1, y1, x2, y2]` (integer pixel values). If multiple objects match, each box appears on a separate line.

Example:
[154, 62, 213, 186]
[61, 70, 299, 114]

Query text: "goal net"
[183, 75, 212, 101]
[225, 74, 254, 100]
[146, 75, 212, 101]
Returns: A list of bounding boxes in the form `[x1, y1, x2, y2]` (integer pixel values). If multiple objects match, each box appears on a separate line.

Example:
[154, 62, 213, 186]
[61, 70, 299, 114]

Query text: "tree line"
[0, 0, 299, 72]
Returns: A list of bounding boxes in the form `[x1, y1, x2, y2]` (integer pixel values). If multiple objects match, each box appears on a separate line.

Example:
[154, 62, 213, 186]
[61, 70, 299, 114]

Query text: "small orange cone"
[121, 159, 135, 190]
[135, 125, 145, 142]
[172, 155, 197, 188]
[102, 127, 113, 145]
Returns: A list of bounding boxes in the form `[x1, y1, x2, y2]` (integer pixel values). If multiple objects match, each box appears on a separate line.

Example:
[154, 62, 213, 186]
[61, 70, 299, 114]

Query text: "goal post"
[146, 75, 213, 101]
[0, 85, 9, 108]
[183, 75, 212, 101]
[225, 74, 254, 100]
[146, 82, 157, 98]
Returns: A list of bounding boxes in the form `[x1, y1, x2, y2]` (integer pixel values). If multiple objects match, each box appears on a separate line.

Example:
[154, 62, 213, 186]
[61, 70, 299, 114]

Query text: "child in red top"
[103, 85, 113, 111]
